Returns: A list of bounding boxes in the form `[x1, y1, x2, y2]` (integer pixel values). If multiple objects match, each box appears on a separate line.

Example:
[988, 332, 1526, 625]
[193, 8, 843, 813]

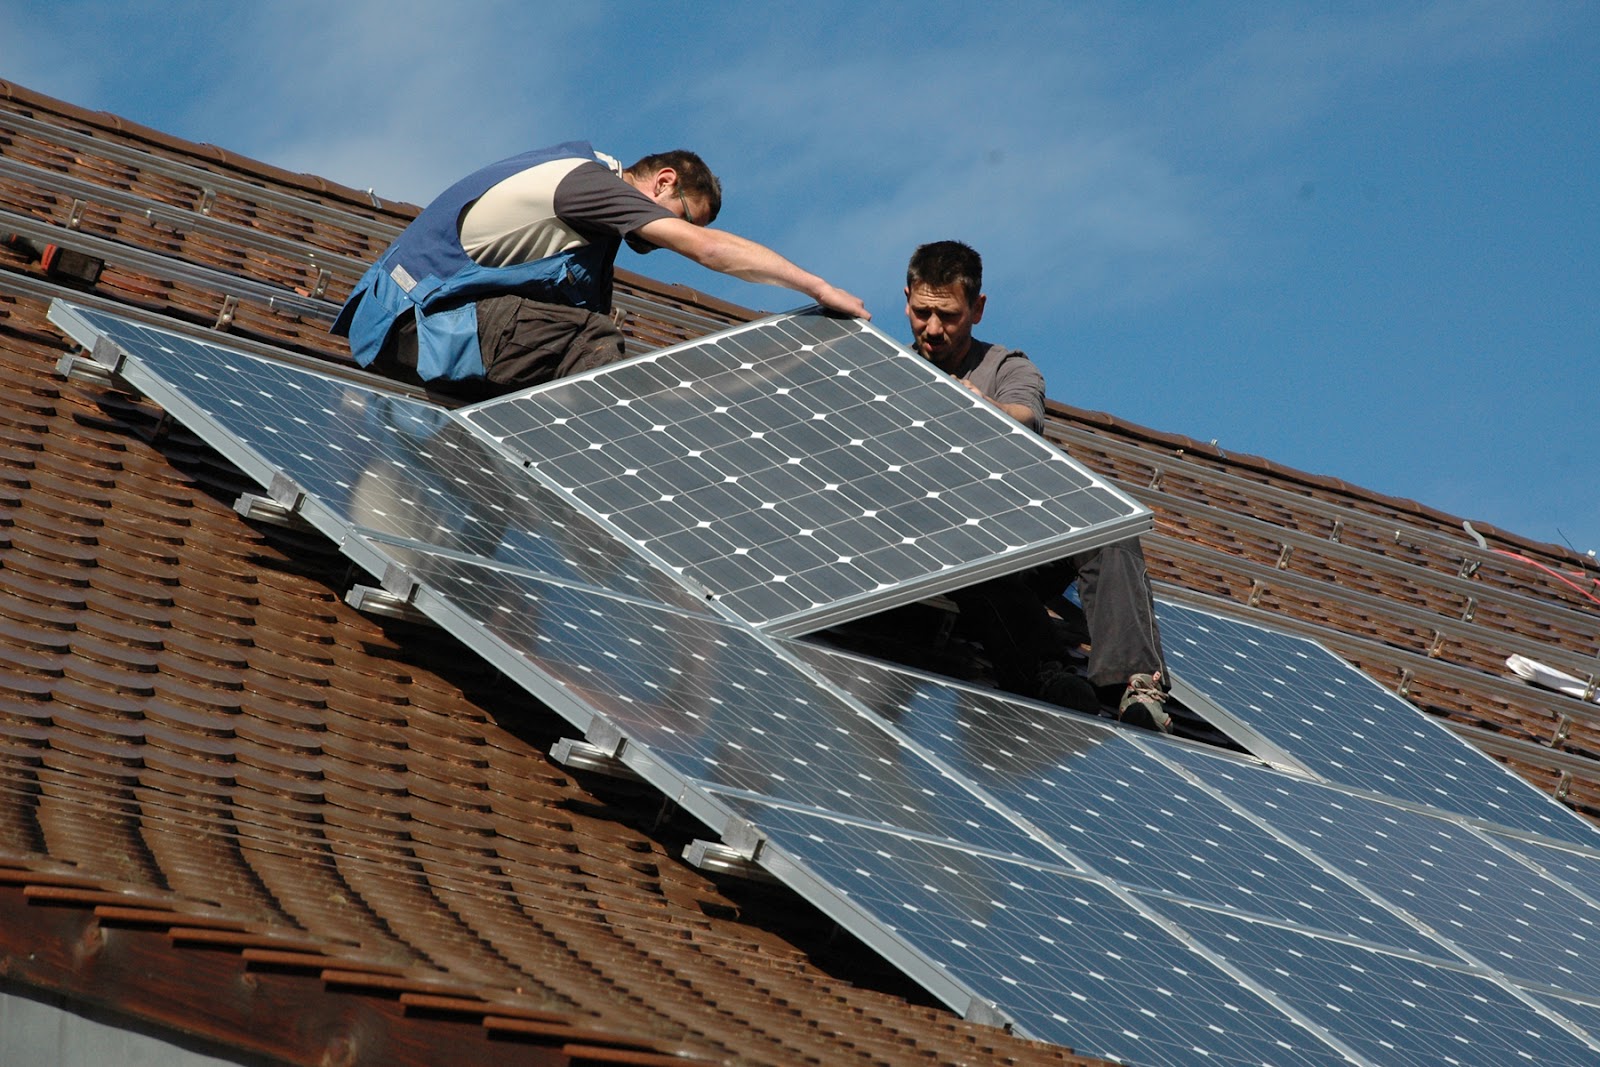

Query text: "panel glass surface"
[1156, 598, 1598, 846]
[51, 304, 689, 604]
[709, 796, 1355, 1067]
[789, 640, 1443, 953]
[1157, 898, 1600, 1066]
[1531, 994, 1600, 1051]
[1489, 833, 1600, 912]
[1167, 746, 1600, 1000]
[463, 311, 1149, 632]
[357, 536, 1056, 862]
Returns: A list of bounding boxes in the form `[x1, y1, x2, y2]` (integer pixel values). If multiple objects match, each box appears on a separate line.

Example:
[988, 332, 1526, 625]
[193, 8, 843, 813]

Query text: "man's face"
[905, 281, 985, 373]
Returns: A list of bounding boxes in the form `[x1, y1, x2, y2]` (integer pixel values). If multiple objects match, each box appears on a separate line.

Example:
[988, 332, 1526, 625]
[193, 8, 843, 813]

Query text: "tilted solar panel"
[461, 310, 1151, 634]
[45, 302, 692, 606]
[1155, 597, 1600, 847]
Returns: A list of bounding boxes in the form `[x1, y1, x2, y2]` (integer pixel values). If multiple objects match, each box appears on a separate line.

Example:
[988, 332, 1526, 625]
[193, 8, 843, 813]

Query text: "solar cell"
[461, 310, 1151, 634]
[1159, 898, 1600, 1066]
[788, 640, 1444, 953]
[1166, 746, 1600, 1000]
[1156, 598, 1599, 846]
[355, 535, 1059, 862]
[707, 795, 1358, 1066]
[46, 302, 689, 605]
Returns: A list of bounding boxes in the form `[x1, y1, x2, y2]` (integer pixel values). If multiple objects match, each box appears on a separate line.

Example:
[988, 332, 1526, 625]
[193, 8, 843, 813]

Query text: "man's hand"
[959, 377, 1034, 426]
[637, 219, 869, 319]
[815, 283, 870, 319]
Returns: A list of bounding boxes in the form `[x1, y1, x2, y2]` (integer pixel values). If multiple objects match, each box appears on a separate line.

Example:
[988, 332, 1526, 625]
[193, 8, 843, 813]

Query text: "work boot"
[1036, 661, 1100, 713]
[1117, 672, 1173, 734]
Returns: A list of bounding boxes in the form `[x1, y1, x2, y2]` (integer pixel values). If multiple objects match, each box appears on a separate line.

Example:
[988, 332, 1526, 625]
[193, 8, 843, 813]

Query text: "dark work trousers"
[950, 537, 1167, 697]
[369, 295, 627, 401]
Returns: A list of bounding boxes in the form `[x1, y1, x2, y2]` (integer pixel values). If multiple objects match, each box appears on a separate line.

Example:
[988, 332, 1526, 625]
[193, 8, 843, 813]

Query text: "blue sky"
[4, 1, 1597, 555]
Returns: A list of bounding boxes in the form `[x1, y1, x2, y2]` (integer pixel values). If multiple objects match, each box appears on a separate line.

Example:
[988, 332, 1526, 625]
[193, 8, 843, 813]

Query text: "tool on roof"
[2, 232, 104, 286]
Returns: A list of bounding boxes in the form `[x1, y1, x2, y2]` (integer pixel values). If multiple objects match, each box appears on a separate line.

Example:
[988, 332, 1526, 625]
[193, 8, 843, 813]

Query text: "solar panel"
[461, 310, 1151, 634]
[352, 534, 1064, 861]
[703, 794, 1360, 1066]
[787, 639, 1445, 954]
[45, 302, 691, 606]
[1155, 598, 1599, 846]
[1166, 744, 1600, 1002]
[1157, 898, 1600, 1066]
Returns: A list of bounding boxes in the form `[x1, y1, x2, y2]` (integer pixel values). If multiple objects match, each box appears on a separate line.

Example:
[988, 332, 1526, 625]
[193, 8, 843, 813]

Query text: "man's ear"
[971, 293, 987, 324]
[653, 167, 678, 194]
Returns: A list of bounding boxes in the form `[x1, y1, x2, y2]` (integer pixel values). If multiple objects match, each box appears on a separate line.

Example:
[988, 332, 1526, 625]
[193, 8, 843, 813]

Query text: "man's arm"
[956, 378, 1037, 426]
[635, 217, 869, 318]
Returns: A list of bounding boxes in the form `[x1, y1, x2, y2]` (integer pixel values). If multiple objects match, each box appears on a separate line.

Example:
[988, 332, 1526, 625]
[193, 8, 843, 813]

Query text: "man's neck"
[936, 339, 976, 376]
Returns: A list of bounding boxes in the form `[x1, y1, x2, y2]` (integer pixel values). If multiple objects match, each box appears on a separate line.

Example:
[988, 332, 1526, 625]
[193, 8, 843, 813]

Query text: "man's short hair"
[906, 240, 982, 305]
[626, 150, 722, 224]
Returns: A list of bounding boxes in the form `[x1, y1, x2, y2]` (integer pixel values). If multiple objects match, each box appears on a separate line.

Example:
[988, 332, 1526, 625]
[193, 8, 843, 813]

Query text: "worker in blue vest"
[334, 142, 868, 399]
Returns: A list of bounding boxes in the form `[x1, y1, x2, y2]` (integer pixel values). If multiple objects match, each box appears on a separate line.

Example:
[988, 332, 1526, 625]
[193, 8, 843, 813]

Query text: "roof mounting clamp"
[1247, 579, 1266, 607]
[1458, 558, 1481, 579]
[1275, 544, 1293, 570]
[309, 266, 331, 299]
[377, 560, 419, 602]
[233, 492, 312, 530]
[960, 996, 1016, 1032]
[66, 198, 88, 230]
[197, 187, 217, 216]
[1148, 467, 1164, 490]
[549, 738, 642, 781]
[267, 471, 307, 512]
[1330, 519, 1343, 543]
[1397, 668, 1414, 699]
[214, 295, 238, 331]
[344, 583, 431, 624]
[1552, 714, 1572, 746]
[584, 718, 625, 759]
[54, 337, 124, 386]
[1460, 596, 1478, 623]
[682, 839, 777, 883]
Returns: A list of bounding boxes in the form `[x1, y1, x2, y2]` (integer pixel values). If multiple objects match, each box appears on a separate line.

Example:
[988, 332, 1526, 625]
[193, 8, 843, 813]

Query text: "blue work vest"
[332, 141, 616, 382]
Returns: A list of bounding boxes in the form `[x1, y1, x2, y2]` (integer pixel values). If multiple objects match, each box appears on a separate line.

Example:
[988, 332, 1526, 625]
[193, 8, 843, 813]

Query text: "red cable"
[1491, 549, 1600, 608]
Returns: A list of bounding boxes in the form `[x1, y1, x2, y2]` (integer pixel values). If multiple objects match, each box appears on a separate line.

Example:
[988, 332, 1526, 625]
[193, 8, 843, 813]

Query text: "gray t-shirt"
[458, 158, 673, 267]
[950, 340, 1047, 433]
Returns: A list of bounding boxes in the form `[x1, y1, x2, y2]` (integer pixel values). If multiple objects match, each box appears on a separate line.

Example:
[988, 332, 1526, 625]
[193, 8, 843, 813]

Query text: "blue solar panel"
[1158, 898, 1600, 1066]
[461, 310, 1151, 634]
[706, 795, 1359, 1066]
[354, 535, 1060, 862]
[1165, 744, 1600, 1001]
[787, 640, 1445, 954]
[45, 303, 691, 606]
[1156, 598, 1598, 846]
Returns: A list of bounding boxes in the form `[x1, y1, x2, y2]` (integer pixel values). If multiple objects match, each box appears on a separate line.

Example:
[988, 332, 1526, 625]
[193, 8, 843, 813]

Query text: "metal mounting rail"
[0, 153, 373, 280]
[1052, 417, 1600, 630]
[1109, 464, 1600, 670]
[1, 207, 334, 323]
[2, 274, 436, 404]
[0, 105, 407, 245]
